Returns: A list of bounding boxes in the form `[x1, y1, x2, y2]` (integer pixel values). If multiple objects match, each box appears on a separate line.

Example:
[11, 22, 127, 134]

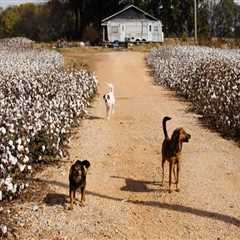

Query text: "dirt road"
[15, 51, 240, 240]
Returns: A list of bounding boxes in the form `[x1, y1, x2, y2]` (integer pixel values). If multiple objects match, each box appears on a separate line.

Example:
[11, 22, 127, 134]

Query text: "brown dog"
[161, 117, 191, 193]
[69, 160, 90, 210]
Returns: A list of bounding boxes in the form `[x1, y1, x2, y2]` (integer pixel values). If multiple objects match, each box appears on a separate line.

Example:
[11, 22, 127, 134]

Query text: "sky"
[0, 0, 47, 8]
[0, 0, 239, 9]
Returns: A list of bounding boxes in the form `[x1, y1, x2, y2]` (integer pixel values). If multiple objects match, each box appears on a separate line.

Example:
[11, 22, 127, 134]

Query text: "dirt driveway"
[15, 50, 240, 240]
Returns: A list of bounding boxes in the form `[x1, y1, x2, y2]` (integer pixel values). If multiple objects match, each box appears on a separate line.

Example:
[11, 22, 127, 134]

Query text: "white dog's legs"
[111, 104, 115, 115]
[106, 105, 111, 120]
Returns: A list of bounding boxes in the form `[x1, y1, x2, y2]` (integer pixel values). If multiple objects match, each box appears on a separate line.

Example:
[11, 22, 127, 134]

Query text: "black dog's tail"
[162, 116, 171, 139]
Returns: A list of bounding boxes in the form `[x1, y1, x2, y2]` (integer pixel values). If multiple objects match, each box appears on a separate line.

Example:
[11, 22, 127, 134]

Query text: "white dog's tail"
[107, 83, 114, 92]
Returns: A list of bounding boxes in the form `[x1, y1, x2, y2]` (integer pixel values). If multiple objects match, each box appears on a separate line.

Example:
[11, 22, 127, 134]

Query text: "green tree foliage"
[0, 0, 74, 41]
[0, 6, 21, 35]
[198, 1, 210, 37]
[234, 5, 240, 38]
[212, 0, 237, 37]
[0, 0, 239, 41]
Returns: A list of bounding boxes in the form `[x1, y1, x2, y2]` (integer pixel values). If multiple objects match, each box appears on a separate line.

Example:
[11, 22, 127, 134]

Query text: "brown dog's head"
[172, 128, 191, 144]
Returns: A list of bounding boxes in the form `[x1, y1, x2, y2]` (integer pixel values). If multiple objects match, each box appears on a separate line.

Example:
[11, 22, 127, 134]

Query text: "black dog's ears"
[75, 160, 82, 165]
[81, 160, 91, 168]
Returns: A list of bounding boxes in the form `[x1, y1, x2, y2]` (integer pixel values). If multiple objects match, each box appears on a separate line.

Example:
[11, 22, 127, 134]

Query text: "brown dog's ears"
[171, 129, 180, 144]
[81, 160, 91, 169]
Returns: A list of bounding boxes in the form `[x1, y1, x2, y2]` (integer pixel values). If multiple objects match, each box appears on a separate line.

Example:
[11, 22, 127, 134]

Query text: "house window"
[154, 26, 158, 32]
[111, 26, 119, 33]
[149, 25, 152, 32]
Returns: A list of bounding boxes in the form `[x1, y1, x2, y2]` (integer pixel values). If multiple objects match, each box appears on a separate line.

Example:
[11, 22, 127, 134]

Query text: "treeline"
[0, 0, 239, 42]
[0, 1, 74, 41]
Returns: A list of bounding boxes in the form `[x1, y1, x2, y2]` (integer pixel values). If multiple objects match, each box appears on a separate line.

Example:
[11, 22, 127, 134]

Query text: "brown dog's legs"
[169, 162, 173, 193]
[173, 165, 177, 184]
[80, 187, 86, 206]
[176, 162, 180, 192]
[161, 157, 165, 186]
[69, 189, 74, 210]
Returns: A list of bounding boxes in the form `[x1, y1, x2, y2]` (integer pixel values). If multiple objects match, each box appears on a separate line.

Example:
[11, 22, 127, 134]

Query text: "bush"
[147, 46, 240, 137]
[0, 38, 97, 201]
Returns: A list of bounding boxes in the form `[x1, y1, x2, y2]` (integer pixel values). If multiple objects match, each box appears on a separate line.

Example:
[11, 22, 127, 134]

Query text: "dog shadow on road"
[43, 193, 68, 207]
[85, 115, 104, 120]
[29, 177, 240, 227]
[111, 176, 165, 193]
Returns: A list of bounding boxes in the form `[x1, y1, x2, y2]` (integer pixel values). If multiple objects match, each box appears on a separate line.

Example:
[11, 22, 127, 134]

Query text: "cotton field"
[0, 38, 97, 202]
[147, 46, 240, 137]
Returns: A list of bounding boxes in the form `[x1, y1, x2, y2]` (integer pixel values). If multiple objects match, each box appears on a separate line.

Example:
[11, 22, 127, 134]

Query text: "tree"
[198, 0, 211, 37]
[212, 0, 237, 37]
[0, 6, 21, 36]
[234, 4, 240, 38]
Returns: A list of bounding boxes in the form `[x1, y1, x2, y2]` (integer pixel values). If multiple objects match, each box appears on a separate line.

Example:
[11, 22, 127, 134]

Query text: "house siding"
[102, 5, 164, 43]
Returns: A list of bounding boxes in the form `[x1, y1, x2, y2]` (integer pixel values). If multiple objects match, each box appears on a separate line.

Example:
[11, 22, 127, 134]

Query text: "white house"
[101, 5, 164, 43]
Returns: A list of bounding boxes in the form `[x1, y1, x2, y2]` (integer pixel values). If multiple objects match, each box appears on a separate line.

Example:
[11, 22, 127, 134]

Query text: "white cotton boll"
[17, 144, 24, 152]
[18, 162, 26, 172]
[27, 165, 32, 171]
[20, 183, 25, 191]
[8, 140, 14, 147]
[211, 93, 217, 99]
[42, 145, 46, 153]
[1, 157, 7, 164]
[0, 191, 2, 201]
[25, 147, 29, 154]
[16, 138, 22, 145]
[23, 155, 29, 163]
[0, 127, 6, 135]
[9, 126, 15, 133]
[0, 225, 7, 235]
[12, 184, 17, 193]
[6, 182, 13, 192]
[9, 154, 17, 165]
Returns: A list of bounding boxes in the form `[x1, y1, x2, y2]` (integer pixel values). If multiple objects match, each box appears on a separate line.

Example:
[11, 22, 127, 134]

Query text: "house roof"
[101, 4, 158, 24]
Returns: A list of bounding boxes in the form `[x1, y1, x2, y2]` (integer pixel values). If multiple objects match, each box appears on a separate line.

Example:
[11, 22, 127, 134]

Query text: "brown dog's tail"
[162, 116, 171, 139]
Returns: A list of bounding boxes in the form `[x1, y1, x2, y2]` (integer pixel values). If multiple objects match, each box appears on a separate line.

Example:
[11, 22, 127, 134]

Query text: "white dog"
[103, 83, 115, 120]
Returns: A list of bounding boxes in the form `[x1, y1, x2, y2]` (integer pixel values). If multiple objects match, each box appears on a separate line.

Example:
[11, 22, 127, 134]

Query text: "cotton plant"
[0, 38, 97, 202]
[147, 46, 240, 136]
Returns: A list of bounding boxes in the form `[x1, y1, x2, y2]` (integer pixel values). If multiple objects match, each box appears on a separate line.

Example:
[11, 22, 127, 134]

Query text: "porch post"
[103, 27, 105, 42]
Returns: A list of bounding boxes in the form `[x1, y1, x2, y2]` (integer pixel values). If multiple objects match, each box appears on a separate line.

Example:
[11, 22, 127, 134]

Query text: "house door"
[120, 24, 125, 42]
[148, 23, 152, 42]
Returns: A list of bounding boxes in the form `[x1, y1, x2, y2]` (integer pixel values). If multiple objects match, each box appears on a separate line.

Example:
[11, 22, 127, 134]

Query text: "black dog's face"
[74, 162, 84, 177]
[72, 160, 91, 178]
[69, 160, 91, 209]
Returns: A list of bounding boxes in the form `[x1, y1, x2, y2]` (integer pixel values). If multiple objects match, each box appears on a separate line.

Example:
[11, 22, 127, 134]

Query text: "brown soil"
[10, 50, 240, 240]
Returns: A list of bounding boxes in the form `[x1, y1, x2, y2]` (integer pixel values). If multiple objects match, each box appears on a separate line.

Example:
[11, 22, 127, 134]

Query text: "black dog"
[69, 160, 90, 210]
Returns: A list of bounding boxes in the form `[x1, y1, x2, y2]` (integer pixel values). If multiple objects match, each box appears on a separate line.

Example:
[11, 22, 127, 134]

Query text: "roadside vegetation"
[147, 46, 240, 139]
[0, 37, 97, 205]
